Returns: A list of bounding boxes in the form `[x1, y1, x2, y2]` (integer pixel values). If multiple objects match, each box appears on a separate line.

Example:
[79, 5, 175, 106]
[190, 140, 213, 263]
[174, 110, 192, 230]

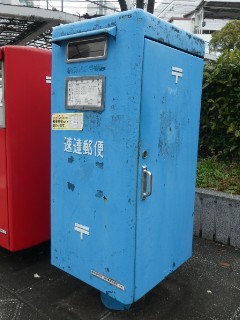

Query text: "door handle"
[142, 166, 152, 200]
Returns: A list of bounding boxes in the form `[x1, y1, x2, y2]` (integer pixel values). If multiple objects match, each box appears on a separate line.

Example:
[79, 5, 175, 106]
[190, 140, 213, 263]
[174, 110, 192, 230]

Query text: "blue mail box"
[51, 9, 205, 310]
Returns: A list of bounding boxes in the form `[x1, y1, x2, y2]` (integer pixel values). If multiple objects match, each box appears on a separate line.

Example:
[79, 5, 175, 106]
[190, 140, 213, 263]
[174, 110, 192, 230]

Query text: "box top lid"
[52, 9, 205, 58]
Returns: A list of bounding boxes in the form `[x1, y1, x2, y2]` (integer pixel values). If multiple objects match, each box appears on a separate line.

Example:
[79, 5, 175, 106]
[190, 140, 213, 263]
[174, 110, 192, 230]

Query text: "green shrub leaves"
[199, 50, 240, 160]
[210, 20, 240, 52]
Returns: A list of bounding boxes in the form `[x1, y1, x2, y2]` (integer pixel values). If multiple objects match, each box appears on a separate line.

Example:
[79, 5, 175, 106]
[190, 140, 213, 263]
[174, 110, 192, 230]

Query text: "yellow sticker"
[52, 113, 83, 130]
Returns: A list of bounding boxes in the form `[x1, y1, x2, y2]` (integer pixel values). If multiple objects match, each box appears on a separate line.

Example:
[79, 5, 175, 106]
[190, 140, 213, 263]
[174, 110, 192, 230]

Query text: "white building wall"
[0, 0, 20, 4]
[169, 19, 194, 33]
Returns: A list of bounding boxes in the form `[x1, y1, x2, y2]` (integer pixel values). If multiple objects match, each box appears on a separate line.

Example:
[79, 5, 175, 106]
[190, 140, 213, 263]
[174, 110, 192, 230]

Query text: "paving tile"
[0, 238, 240, 320]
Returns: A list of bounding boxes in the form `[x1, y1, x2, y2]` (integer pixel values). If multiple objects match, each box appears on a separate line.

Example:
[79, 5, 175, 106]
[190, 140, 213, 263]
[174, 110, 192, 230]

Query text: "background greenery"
[209, 20, 240, 52]
[197, 20, 240, 194]
[198, 50, 240, 160]
[197, 157, 240, 195]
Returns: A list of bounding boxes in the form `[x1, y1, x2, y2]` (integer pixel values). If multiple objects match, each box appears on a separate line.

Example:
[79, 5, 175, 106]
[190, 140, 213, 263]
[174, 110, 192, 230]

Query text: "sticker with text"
[52, 113, 83, 130]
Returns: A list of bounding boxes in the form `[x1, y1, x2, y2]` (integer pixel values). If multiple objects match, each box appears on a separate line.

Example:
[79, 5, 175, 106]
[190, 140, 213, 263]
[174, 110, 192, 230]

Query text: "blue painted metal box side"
[51, 10, 146, 305]
[51, 9, 205, 305]
[134, 39, 204, 300]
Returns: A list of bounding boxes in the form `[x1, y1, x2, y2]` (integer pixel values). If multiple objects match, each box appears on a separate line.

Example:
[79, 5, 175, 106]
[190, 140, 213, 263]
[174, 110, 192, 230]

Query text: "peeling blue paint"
[67, 182, 75, 191]
[68, 156, 74, 163]
[95, 190, 103, 198]
[96, 162, 104, 169]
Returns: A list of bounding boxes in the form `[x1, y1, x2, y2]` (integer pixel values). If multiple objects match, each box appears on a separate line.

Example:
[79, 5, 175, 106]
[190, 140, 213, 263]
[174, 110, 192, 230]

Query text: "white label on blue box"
[74, 223, 90, 240]
[64, 137, 104, 158]
[171, 66, 183, 83]
[66, 76, 104, 110]
[91, 270, 125, 291]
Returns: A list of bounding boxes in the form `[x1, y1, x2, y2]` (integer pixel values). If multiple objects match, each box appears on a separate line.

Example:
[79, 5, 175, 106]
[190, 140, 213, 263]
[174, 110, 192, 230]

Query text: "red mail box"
[0, 46, 51, 251]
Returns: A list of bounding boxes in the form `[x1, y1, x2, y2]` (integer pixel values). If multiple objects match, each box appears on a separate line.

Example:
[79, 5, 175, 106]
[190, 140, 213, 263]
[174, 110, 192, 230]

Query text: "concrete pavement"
[0, 237, 240, 320]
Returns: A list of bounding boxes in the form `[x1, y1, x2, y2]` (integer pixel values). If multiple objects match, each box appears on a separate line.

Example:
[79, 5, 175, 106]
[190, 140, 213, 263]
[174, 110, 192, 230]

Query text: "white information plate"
[66, 76, 104, 111]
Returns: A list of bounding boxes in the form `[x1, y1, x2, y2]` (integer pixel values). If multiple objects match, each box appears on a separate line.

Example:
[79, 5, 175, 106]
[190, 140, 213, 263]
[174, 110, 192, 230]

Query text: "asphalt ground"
[0, 237, 240, 320]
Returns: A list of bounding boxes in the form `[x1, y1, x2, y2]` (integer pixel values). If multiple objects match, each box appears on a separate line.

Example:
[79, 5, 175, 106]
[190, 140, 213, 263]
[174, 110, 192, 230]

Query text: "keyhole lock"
[142, 150, 148, 159]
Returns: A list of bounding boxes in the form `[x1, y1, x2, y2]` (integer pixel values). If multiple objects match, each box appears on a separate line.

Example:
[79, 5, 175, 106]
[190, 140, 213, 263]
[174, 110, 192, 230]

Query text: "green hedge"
[199, 50, 240, 160]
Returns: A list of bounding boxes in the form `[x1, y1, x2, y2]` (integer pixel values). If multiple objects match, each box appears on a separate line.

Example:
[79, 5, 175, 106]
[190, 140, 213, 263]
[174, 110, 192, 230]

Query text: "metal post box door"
[0, 46, 51, 251]
[0, 60, 8, 247]
[135, 39, 204, 300]
[51, 31, 140, 305]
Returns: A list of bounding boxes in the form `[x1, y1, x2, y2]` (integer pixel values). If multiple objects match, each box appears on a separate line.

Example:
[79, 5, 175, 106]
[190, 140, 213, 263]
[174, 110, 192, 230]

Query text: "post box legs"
[101, 293, 131, 310]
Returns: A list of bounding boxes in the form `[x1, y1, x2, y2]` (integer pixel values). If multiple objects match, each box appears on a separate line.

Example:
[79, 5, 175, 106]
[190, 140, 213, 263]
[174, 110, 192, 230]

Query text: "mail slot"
[67, 34, 108, 62]
[0, 46, 51, 252]
[51, 9, 205, 310]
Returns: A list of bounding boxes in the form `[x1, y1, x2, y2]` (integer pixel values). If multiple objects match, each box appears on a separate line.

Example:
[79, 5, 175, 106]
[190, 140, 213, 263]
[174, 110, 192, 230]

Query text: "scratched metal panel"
[51, 9, 205, 307]
[51, 17, 143, 306]
[134, 39, 204, 300]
